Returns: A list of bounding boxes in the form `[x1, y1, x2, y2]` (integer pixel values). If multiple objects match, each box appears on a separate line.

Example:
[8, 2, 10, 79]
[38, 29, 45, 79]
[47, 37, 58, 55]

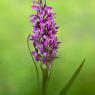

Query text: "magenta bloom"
[29, 1, 61, 64]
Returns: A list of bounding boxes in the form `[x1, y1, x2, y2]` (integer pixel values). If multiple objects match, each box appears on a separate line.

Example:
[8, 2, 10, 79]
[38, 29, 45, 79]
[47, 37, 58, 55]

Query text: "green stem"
[48, 62, 53, 84]
[41, 63, 53, 95]
[42, 65, 48, 95]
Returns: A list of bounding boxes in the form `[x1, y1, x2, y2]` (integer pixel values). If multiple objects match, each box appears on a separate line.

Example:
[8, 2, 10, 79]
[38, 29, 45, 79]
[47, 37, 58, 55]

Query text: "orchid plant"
[27, 0, 85, 95]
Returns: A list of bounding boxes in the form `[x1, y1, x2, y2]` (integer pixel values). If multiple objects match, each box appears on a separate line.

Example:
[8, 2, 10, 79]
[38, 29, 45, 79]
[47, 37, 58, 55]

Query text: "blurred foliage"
[0, 0, 95, 95]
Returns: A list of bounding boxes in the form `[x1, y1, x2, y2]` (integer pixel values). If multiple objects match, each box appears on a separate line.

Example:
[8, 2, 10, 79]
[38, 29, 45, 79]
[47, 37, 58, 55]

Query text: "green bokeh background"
[0, 0, 95, 95]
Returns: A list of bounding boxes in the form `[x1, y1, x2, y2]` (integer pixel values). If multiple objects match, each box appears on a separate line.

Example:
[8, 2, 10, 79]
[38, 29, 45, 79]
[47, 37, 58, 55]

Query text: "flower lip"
[32, 6, 41, 10]
[33, 1, 41, 5]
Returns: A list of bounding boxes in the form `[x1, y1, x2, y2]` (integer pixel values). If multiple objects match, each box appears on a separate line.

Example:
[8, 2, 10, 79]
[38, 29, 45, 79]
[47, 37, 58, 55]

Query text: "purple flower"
[29, 1, 61, 64]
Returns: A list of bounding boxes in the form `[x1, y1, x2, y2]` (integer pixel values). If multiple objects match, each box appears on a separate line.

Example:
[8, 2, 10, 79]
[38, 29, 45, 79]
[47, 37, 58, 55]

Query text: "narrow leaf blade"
[27, 34, 40, 82]
[59, 59, 85, 95]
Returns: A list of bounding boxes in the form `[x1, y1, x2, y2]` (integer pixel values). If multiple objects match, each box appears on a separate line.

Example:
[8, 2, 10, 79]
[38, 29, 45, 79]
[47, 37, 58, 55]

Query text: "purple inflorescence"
[29, 1, 61, 64]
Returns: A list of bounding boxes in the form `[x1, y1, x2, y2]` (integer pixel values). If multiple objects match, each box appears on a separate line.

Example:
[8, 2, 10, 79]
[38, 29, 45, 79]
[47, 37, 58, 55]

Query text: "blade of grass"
[27, 34, 40, 84]
[59, 59, 86, 95]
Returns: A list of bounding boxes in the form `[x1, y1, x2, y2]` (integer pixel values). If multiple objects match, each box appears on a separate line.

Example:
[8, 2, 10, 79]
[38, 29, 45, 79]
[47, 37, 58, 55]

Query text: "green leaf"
[59, 59, 85, 95]
[27, 34, 40, 83]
